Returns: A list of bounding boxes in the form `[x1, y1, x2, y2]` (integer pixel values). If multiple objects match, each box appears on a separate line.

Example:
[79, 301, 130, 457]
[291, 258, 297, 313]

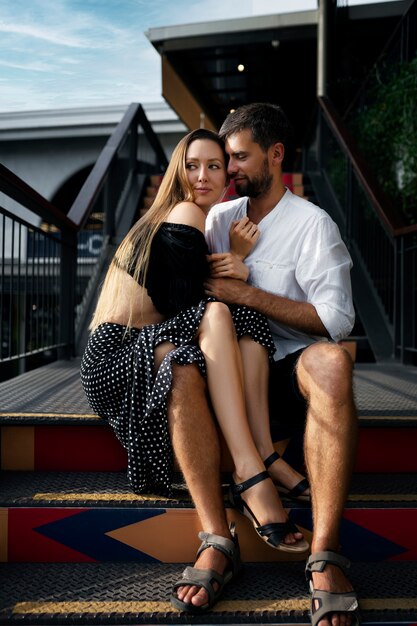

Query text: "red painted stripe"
[34, 425, 127, 471]
[344, 509, 417, 560]
[355, 428, 417, 472]
[30, 424, 417, 473]
[8, 508, 95, 562]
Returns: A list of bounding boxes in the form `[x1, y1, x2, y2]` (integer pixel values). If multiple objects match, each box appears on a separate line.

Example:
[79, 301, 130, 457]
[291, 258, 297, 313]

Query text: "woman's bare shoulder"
[165, 202, 205, 233]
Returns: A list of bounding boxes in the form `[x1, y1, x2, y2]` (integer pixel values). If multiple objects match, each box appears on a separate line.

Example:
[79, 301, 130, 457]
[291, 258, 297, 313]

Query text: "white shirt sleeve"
[296, 215, 355, 342]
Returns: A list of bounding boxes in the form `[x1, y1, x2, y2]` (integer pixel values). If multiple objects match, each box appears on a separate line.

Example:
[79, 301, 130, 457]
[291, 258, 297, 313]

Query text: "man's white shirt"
[205, 189, 355, 361]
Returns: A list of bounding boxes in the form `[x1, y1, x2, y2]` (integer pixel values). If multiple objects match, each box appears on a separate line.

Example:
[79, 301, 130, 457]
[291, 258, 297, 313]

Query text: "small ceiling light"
[230, 108, 236, 113]
[271, 40, 280, 48]
[237, 64, 245, 72]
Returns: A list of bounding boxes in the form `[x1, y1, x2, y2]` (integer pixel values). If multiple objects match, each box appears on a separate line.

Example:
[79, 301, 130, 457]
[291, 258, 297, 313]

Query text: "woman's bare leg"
[196, 302, 301, 543]
[238, 336, 309, 498]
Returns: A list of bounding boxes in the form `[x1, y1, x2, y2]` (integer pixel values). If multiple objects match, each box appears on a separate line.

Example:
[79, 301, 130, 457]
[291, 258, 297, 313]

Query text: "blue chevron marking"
[35, 508, 165, 562]
[289, 509, 407, 562]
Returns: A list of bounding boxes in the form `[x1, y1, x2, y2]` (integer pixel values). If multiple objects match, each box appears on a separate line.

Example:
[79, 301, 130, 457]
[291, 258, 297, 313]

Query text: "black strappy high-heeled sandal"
[229, 470, 309, 553]
[264, 450, 310, 502]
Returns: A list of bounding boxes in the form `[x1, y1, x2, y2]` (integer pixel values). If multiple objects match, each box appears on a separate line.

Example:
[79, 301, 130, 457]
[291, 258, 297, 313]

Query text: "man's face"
[225, 128, 273, 198]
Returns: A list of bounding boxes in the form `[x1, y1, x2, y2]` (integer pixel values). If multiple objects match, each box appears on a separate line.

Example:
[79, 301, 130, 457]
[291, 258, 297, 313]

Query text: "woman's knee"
[200, 301, 234, 332]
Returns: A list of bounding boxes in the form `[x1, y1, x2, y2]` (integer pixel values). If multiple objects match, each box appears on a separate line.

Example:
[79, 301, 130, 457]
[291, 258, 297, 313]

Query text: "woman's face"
[185, 139, 227, 212]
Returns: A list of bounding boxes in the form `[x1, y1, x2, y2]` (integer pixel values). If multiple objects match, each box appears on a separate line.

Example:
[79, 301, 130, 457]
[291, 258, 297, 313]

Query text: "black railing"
[0, 207, 63, 364]
[304, 96, 417, 365]
[0, 104, 168, 380]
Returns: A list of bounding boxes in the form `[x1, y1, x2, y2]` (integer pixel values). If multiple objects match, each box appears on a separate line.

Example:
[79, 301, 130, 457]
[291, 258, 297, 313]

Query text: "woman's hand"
[229, 217, 259, 260]
[207, 252, 249, 281]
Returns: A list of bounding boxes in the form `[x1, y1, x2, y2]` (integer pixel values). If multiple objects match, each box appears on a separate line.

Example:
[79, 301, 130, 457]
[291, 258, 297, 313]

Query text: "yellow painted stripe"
[347, 494, 417, 501]
[0, 412, 98, 418]
[32, 492, 186, 502]
[1, 412, 416, 421]
[10, 599, 304, 614]
[30, 491, 417, 503]
[11, 597, 417, 615]
[359, 415, 417, 421]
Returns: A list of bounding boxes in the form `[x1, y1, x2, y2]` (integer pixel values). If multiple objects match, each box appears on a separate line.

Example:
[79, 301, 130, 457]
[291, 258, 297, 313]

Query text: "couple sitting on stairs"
[81, 102, 360, 626]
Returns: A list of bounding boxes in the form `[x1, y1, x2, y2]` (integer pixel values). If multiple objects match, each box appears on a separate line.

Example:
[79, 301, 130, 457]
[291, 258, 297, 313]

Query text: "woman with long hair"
[81, 129, 308, 613]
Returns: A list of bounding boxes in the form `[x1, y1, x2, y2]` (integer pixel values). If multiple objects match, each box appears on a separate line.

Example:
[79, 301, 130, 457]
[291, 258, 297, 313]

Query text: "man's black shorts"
[268, 348, 307, 467]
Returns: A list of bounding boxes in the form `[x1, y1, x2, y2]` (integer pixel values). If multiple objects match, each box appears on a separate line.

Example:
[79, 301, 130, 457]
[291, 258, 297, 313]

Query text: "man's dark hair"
[219, 102, 293, 153]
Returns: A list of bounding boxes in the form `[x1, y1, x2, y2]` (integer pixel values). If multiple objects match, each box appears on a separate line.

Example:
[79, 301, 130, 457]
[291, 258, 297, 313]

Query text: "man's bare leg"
[297, 343, 358, 626]
[167, 360, 230, 609]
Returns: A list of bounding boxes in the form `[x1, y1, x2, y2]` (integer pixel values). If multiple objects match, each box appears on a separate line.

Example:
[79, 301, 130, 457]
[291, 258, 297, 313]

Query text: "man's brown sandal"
[170, 522, 242, 613]
[305, 550, 361, 626]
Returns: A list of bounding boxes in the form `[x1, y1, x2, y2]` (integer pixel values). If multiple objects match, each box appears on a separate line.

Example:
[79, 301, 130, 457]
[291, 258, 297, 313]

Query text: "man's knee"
[298, 342, 354, 399]
[171, 362, 206, 397]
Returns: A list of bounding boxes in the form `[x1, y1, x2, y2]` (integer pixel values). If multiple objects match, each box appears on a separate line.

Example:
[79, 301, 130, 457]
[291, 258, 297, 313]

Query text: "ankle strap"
[264, 451, 281, 469]
[233, 470, 270, 494]
[305, 550, 351, 580]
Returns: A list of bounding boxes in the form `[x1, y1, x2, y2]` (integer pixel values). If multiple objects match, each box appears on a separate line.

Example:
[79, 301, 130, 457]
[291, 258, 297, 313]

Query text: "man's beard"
[234, 157, 273, 198]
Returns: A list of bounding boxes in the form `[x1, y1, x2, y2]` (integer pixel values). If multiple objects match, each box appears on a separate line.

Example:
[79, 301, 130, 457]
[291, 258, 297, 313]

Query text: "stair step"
[1, 561, 416, 625]
[1, 361, 417, 472]
[3, 418, 417, 472]
[1, 471, 417, 563]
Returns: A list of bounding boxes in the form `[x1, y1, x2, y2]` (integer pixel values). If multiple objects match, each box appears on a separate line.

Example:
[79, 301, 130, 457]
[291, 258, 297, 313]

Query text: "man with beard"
[204, 102, 360, 626]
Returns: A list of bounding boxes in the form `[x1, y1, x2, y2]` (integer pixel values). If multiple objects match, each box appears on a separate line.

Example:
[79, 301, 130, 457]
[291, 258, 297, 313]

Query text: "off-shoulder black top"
[129, 222, 209, 317]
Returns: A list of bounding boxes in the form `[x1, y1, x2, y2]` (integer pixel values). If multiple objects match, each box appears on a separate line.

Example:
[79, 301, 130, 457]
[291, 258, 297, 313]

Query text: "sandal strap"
[264, 451, 281, 469]
[231, 470, 270, 495]
[256, 520, 298, 546]
[306, 550, 351, 580]
[197, 522, 241, 575]
[287, 477, 310, 498]
[310, 589, 360, 626]
[172, 566, 223, 604]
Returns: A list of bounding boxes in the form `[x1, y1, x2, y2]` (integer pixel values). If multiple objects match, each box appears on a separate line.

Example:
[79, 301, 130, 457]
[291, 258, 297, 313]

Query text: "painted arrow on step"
[34, 508, 165, 562]
[291, 508, 409, 562]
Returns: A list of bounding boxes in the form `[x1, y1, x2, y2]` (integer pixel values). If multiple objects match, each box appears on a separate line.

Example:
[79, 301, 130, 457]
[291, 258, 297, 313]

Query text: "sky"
[0, 0, 403, 114]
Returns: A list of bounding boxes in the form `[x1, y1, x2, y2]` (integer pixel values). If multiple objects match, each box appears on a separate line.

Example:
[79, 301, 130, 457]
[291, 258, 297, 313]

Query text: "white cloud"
[0, 59, 72, 74]
[0, 0, 406, 113]
[0, 21, 89, 48]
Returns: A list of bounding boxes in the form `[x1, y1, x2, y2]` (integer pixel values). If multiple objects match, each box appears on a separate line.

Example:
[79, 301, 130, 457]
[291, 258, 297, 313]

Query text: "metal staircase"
[0, 358, 417, 624]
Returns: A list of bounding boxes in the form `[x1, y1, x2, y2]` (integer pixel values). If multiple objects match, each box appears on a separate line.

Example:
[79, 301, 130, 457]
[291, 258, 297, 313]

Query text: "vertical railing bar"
[8, 219, 15, 359]
[42, 229, 46, 349]
[31, 228, 36, 354]
[55, 237, 59, 346]
[47, 233, 51, 348]
[0, 213, 5, 358]
[17, 222, 21, 358]
[23, 224, 28, 361]
[36, 229, 40, 352]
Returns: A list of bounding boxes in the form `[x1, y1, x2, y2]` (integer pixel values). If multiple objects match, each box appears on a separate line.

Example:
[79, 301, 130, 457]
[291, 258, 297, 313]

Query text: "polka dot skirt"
[81, 300, 275, 497]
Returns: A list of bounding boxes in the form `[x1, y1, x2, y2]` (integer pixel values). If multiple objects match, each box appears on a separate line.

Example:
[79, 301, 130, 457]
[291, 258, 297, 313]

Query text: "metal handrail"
[307, 96, 416, 364]
[0, 163, 77, 233]
[0, 103, 168, 378]
[318, 97, 414, 237]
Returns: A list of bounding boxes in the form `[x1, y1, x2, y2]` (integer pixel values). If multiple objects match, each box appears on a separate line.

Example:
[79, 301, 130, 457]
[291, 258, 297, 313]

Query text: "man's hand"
[229, 217, 259, 260]
[207, 252, 249, 281]
[204, 277, 250, 305]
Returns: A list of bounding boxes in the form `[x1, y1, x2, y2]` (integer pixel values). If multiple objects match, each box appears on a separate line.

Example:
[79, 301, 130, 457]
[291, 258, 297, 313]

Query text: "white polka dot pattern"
[80, 300, 274, 496]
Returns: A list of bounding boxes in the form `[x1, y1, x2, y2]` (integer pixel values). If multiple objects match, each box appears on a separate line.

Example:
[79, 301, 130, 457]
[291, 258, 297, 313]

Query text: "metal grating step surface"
[0, 561, 416, 625]
[1, 471, 417, 508]
[0, 360, 416, 424]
